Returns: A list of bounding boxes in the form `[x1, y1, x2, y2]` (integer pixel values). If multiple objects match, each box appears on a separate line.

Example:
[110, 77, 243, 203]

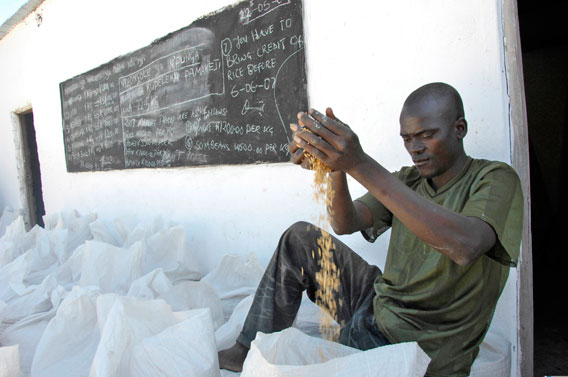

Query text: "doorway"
[17, 110, 45, 228]
[517, 0, 568, 375]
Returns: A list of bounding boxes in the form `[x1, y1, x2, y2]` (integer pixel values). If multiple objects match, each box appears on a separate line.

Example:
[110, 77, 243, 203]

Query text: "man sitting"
[219, 82, 523, 377]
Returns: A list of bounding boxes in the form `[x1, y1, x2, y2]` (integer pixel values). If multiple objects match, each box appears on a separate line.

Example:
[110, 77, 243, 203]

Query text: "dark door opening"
[517, 0, 568, 375]
[18, 111, 45, 228]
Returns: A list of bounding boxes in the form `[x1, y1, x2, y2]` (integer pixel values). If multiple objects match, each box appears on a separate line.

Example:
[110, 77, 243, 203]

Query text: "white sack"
[0, 240, 18, 270]
[0, 208, 21, 239]
[0, 218, 68, 296]
[0, 226, 57, 290]
[166, 280, 224, 329]
[0, 310, 56, 376]
[20, 226, 64, 284]
[0, 345, 20, 377]
[144, 225, 203, 281]
[215, 294, 254, 351]
[89, 296, 181, 377]
[75, 241, 144, 294]
[202, 254, 263, 321]
[470, 331, 511, 377]
[43, 228, 73, 267]
[127, 269, 224, 329]
[89, 219, 125, 247]
[1, 275, 57, 324]
[203, 254, 264, 300]
[130, 308, 220, 377]
[0, 254, 29, 303]
[0, 229, 65, 303]
[92, 218, 203, 282]
[51, 241, 93, 290]
[0, 300, 5, 324]
[126, 268, 172, 300]
[122, 218, 165, 248]
[0, 216, 26, 267]
[50, 255, 78, 291]
[31, 286, 101, 377]
[43, 211, 96, 254]
[241, 328, 430, 377]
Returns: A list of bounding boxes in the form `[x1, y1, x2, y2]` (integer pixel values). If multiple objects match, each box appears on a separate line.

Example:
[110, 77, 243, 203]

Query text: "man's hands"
[287, 107, 374, 235]
[288, 108, 367, 173]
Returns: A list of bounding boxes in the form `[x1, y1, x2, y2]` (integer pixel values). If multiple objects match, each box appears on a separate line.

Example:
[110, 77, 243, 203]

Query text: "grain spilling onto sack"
[304, 151, 342, 342]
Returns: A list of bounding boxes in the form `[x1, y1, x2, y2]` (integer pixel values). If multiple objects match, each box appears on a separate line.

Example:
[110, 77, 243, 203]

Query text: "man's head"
[399, 82, 468, 189]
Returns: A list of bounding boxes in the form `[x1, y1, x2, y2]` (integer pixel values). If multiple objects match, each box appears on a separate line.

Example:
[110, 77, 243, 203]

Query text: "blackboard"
[60, 0, 307, 172]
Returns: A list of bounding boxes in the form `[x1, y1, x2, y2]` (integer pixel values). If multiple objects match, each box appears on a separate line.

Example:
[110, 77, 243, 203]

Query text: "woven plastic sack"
[129, 308, 220, 377]
[0, 345, 20, 377]
[240, 328, 430, 377]
[90, 218, 203, 282]
[43, 210, 97, 254]
[0, 300, 5, 324]
[31, 286, 101, 377]
[89, 219, 125, 247]
[470, 331, 511, 377]
[0, 275, 57, 324]
[143, 225, 203, 281]
[215, 294, 253, 351]
[127, 268, 224, 329]
[0, 215, 26, 267]
[202, 253, 263, 321]
[202, 254, 263, 300]
[0, 310, 56, 376]
[74, 241, 145, 294]
[0, 228, 64, 303]
[89, 296, 172, 377]
[89, 296, 219, 377]
[122, 218, 166, 248]
[0, 208, 21, 239]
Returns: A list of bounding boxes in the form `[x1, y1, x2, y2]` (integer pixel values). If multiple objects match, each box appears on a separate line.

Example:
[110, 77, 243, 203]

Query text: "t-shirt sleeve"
[460, 163, 524, 266]
[355, 192, 393, 242]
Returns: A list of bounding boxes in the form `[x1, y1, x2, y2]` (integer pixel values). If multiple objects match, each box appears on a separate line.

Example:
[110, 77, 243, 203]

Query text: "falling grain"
[304, 151, 342, 342]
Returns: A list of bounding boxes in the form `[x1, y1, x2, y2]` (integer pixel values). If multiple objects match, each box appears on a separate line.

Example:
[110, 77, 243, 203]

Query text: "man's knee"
[286, 221, 316, 235]
[282, 221, 321, 243]
[277, 221, 319, 258]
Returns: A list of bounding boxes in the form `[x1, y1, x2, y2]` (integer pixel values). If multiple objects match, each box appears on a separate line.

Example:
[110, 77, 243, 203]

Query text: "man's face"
[399, 112, 466, 189]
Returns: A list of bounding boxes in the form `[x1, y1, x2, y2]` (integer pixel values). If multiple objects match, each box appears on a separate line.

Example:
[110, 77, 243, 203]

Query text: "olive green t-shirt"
[356, 157, 523, 377]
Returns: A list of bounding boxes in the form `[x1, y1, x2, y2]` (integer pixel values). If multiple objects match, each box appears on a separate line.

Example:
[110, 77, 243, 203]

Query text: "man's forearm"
[328, 171, 366, 235]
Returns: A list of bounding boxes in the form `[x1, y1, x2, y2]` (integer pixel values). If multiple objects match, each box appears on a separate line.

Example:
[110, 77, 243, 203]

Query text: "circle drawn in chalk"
[185, 136, 193, 151]
[221, 38, 232, 56]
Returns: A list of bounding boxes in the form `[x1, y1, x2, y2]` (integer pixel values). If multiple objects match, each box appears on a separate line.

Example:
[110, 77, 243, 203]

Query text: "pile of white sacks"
[0, 208, 510, 377]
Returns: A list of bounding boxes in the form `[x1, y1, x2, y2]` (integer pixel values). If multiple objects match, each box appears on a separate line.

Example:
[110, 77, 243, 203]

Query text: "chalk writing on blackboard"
[60, 0, 307, 172]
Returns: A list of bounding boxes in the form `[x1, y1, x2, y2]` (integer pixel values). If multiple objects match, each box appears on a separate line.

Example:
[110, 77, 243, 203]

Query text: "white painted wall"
[0, 0, 519, 374]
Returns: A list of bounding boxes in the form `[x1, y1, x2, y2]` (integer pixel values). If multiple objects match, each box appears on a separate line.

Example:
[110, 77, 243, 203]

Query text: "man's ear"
[455, 117, 468, 139]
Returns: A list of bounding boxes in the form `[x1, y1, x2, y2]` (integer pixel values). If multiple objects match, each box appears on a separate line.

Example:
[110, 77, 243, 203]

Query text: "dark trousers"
[236, 221, 390, 350]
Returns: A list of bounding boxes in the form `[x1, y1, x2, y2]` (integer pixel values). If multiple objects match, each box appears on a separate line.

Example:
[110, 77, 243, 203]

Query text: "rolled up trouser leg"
[236, 221, 388, 349]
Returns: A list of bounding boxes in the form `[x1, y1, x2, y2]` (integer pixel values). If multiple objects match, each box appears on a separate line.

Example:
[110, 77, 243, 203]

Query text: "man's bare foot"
[218, 342, 249, 372]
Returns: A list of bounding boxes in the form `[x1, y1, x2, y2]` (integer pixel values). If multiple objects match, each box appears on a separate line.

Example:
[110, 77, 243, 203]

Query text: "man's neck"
[430, 154, 469, 191]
